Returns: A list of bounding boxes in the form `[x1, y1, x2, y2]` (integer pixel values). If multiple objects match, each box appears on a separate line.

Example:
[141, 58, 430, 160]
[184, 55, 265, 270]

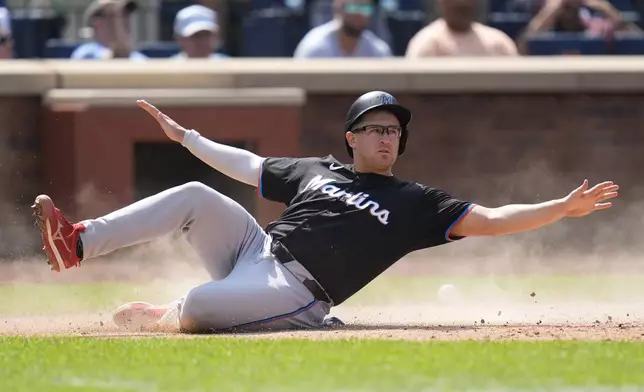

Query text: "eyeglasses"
[351, 125, 402, 138]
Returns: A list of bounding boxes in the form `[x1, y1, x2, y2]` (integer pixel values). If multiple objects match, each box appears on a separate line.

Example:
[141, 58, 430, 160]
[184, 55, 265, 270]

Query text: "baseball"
[437, 283, 461, 304]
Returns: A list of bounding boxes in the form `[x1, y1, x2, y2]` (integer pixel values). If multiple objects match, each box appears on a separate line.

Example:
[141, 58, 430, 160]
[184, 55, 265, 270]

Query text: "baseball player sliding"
[32, 91, 619, 333]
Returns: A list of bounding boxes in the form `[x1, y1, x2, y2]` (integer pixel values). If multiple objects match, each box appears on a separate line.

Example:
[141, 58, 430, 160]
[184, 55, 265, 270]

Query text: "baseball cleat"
[31, 195, 86, 272]
[112, 302, 171, 330]
[322, 316, 345, 328]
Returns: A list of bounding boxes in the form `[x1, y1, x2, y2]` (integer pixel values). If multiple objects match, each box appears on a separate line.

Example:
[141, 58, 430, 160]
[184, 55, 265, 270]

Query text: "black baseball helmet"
[344, 91, 412, 158]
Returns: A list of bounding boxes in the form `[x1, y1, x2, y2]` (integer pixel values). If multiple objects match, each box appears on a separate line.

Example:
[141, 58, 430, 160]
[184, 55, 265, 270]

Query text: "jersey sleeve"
[415, 187, 475, 247]
[259, 157, 311, 205]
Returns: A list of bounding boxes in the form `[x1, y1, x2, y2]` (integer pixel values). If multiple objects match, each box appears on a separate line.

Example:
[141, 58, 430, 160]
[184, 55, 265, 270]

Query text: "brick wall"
[40, 104, 301, 231]
[0, 97, 43, 259]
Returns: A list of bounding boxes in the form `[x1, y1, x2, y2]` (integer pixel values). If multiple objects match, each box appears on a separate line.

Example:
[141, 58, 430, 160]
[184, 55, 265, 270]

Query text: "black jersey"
[259, 155, 474, 305]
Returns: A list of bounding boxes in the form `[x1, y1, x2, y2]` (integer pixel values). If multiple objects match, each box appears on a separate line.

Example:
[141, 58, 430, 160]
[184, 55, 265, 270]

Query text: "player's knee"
[178, 286, 213, 333]
[179, 181, 216, 204]
[181, 181, 210, 196]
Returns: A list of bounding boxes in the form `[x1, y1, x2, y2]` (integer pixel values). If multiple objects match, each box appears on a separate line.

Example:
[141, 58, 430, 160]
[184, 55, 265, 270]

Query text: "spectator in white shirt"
[172, 4, 228, 59]
[294, 0, 392, 58]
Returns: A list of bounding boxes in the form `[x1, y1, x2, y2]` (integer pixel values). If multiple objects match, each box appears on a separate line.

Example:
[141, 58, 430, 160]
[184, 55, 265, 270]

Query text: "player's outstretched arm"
[450, 180, 619, 237]
[137, 100, 264, 187]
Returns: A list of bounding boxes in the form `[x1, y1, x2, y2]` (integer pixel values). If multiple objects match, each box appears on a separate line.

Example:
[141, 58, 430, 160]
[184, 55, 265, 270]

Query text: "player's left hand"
[137, 100, 188, 143]
[562, 180, 619, 218]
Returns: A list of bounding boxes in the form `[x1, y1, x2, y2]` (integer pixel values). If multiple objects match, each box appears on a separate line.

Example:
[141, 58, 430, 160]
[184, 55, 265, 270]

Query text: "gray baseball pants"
[78, 182, 331, 332]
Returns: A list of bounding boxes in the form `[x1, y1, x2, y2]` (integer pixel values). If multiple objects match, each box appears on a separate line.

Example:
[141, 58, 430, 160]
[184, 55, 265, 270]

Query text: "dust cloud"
[2, 151, 644, 337]
[347, 159, 644, 330]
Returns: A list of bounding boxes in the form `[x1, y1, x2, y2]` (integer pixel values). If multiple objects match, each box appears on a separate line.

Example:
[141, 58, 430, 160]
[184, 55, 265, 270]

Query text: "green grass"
[3, 276, 644, 391]
[1, 338, 643, 391]
[2, 273, 644, 315]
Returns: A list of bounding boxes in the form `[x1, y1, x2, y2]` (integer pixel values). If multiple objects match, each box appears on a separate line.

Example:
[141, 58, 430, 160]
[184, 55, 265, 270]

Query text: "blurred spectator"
[519, 0, 642, 51]
[71, 0, 147, 60]
[406, 0, 518, 57]
[294, 0, 392, 58]
[0, 7, 12, 59]
[308, 0, 394, 47]
[172, 4, 228, 59]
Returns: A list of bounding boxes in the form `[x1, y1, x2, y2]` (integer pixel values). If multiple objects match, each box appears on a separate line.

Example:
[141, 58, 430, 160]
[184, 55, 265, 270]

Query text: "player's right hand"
[137, 100, 187, 144]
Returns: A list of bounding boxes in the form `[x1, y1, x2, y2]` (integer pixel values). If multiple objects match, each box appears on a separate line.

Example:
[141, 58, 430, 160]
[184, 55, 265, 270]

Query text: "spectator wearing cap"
[172, 4, 228, 59]
[0, 7, 12, 59]
[71, 0, 146, 60]
[294, 0, 392, 58]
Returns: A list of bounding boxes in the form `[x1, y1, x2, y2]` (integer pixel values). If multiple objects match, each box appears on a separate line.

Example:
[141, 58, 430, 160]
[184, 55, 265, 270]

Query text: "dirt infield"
[3, 318, 644, 341]
[3, 301, 643, 341]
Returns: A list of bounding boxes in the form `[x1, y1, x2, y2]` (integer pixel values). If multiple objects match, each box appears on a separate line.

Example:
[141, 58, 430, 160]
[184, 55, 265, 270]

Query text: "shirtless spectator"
[406, 0, 518, 57]
[518, 0, 642, 53]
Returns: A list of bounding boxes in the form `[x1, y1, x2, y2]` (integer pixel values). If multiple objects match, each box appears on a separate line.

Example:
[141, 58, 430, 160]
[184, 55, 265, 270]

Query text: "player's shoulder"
[396, 180, 451, 200]
[397, 179, 430, 192]
[298, 154, 338, 166]
[265, 154, 340, 169]
[317, 154, 353, 170]
[318, 154, 343, 164]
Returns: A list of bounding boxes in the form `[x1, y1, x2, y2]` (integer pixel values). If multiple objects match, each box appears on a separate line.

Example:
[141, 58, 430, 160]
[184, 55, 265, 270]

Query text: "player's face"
[347, 110, 401, 175]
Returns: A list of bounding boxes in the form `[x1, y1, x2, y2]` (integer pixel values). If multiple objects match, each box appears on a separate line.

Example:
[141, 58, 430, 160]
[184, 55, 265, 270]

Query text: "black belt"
[270, 240, 332, 304]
